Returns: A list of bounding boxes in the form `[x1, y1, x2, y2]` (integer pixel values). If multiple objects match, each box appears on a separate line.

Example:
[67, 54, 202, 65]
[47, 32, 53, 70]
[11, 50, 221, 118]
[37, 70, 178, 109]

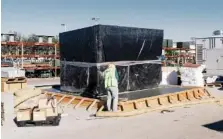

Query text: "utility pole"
[61, 24, 67, 32]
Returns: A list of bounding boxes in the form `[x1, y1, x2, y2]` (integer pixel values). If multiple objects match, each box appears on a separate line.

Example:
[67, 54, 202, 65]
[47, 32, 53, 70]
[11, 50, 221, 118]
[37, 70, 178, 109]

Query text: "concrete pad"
[2, 87, 223, 139]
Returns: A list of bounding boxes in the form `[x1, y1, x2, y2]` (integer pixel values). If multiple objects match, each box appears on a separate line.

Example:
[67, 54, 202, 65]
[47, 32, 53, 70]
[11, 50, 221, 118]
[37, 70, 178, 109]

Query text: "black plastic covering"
[60, 25, 163, 98]
[44, 85, 193, 101]
[118, 86, 192, 100]
[60, 25, 163, 62]
[60, 63, 162, 98]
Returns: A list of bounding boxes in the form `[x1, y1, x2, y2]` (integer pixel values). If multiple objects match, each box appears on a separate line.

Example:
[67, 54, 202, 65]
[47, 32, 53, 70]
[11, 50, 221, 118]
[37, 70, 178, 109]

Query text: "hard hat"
[108, 63, 115, 69]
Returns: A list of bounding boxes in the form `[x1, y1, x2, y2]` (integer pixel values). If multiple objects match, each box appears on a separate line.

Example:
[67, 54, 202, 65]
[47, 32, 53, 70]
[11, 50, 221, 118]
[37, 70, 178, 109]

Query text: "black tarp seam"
[60, 60, 161, 67]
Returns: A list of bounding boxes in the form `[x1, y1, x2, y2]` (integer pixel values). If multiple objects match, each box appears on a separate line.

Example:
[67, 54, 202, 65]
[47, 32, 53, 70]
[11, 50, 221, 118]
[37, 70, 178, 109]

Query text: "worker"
[102, 63, 119, 112]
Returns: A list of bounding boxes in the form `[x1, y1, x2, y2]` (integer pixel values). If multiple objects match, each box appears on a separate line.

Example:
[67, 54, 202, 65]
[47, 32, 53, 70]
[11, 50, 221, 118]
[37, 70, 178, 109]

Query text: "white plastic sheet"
[1, 67, 25, 78]
[160, 67, 178, 85]
[180, 66, 205, 87]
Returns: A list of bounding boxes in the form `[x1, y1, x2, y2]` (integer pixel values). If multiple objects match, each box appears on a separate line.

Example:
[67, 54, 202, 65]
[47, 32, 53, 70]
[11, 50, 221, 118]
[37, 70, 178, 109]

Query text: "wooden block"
[186, 91, 196, 100]
[178, 92, 187, 101]
[158, 97, 170, 105]
[45, 108, 58, 117]
[1, 82, 27, 92]
[21, 82, 27, 89]
[17, 109, 32, 121]
[149, 99, 160, 107]
[8, 83, 22, 92]
[1, 82, 8, 92]
[33, 110, 46, 121]
[168, 95, 178, 104]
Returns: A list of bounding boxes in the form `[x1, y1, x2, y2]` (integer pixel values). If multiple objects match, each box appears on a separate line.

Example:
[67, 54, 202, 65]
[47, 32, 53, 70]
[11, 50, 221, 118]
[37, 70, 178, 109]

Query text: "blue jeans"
[106, 87, 119, 112]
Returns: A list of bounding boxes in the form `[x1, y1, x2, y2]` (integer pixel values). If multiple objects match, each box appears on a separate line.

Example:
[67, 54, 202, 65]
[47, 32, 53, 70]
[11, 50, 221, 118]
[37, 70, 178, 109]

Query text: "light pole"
[54, 43, 57, 78]
[61, 24, 67, 31]
[21, 42, 24, 69]
[91, 17, 100, 25]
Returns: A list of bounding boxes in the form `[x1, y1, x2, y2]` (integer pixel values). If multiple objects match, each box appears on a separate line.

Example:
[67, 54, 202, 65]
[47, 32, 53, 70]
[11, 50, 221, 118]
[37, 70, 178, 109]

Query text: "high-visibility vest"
[103, 68, 118, 88]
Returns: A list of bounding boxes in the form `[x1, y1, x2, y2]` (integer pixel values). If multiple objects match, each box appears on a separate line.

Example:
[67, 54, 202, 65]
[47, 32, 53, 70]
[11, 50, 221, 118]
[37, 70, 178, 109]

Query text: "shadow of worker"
[203, 120, 223, 132]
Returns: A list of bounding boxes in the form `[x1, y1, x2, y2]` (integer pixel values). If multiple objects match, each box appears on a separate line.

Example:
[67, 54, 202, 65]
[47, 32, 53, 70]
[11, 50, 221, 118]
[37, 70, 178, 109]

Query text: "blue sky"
[2, 0, 223, 41]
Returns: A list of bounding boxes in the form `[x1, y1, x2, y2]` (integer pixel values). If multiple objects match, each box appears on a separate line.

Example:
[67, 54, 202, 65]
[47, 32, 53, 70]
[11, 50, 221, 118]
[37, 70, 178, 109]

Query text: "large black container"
[60, 62, 162, 98]
[60, 25, 163, 98]
[60, 25, 163, 62]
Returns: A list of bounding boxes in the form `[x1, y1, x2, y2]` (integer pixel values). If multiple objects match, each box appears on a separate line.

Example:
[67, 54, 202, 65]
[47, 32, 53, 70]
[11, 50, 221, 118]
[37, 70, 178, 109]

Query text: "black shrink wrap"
[60, 25, 163, 62]
[60, 62, 162, 98]
[60, 25, 163, 98]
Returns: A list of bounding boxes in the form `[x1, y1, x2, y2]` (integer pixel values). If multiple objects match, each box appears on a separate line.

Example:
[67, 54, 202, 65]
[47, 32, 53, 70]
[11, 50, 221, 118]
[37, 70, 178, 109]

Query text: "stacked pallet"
[1, 67, 27, 92]
[1, 77, 27, 92]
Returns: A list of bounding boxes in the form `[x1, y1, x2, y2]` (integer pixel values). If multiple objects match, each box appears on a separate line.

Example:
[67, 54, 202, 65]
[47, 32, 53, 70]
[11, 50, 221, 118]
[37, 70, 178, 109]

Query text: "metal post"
[21, 42, 24, 69]
[54, 44, 57, 78]
[61, 24, 67, 31]
[195, 39, 197, 64]
[64, 25, 67, 32]
[221, 38, 223, 48]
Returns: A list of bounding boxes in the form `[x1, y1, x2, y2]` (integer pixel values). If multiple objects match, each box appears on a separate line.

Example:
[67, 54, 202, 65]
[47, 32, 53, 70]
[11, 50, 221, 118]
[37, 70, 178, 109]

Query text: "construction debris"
[160, 109, 175, 114]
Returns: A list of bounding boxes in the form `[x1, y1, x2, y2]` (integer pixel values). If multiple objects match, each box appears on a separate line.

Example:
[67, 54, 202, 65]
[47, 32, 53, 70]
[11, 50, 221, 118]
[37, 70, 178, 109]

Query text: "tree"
[42, 36, 48, 42]
[14, 31, 22, 41]
[26, 34, 38, 43]
[165, 50, 179, 56]
[52, 35, 59, 43]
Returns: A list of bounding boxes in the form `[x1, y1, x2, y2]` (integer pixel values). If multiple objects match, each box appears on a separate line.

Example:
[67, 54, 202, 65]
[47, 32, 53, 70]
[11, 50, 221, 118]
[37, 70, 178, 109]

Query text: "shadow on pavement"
[203, 120, 223, 132]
